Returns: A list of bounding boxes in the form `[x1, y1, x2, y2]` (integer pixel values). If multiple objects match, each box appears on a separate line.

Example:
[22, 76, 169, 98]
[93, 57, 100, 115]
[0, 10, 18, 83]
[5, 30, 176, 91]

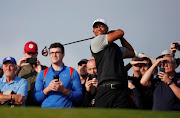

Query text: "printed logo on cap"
[29, 44, 34, 49]
[6, 57, 11, 60]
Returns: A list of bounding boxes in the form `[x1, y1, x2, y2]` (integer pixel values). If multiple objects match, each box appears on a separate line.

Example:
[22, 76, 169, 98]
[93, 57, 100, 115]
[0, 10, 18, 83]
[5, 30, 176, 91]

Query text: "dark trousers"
[95, 86, 131, 108]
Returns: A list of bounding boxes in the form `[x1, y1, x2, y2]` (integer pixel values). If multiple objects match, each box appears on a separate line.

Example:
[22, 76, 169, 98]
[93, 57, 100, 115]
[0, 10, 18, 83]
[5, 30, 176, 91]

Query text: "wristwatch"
[167, 81, 173, 86]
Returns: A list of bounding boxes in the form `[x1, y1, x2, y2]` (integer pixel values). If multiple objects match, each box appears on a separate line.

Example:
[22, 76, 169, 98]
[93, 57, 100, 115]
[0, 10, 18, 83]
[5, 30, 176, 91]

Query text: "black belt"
[100, 84, 122, 89]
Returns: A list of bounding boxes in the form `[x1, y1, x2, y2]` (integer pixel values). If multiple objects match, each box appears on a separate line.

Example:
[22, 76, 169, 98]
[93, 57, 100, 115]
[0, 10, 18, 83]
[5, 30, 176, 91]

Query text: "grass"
[0, 107, 179, 118]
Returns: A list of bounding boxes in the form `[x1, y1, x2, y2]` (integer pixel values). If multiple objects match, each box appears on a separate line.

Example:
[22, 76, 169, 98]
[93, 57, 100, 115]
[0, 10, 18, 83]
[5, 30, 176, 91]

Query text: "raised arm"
[140, 59, 162, 87]
[134, 51, 156, 64]
[121, 37, 135, 58]
[107, 29, 124, 43]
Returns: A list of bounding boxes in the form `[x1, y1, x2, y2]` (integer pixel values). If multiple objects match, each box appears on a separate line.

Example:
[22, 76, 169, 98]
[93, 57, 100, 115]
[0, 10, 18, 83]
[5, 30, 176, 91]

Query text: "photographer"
[80, 59, 98, 107]
[140, 55, 180, 111]
[17, 41, 47, 106]
[170, 41, 180, 57]
[170, 42, 180, 67]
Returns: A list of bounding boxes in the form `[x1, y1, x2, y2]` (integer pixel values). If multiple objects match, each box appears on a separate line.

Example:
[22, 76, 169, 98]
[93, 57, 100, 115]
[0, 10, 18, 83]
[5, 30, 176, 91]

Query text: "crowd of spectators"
[0, 19, 180, 111]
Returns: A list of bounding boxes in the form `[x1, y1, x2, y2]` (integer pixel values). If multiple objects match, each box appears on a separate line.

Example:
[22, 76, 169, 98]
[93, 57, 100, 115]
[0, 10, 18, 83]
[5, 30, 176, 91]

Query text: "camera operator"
[16, 41, 47, 106]
[141, 55, 180, 111]
[80, 59, 98, 107]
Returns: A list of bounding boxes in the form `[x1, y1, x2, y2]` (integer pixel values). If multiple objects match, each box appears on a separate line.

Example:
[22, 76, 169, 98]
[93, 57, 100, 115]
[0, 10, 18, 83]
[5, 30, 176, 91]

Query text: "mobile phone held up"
[159, 67, 165, 73]
[53, 74, 59, 82]
[26, 57, 37, 66]
[88, 74, 97, 80]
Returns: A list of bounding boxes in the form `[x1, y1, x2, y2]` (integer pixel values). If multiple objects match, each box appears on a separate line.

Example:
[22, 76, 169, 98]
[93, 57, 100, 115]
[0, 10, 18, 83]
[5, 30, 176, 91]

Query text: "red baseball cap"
[24, 41, 38, 53]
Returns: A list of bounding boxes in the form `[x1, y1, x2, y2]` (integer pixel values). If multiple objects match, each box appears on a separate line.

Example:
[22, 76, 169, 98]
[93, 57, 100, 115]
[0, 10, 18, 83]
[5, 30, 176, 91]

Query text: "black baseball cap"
[78, 59, 88, 65]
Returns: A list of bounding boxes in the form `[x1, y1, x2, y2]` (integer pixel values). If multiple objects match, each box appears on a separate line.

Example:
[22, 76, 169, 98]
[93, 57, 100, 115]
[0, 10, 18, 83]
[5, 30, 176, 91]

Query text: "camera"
[26, 57, 37, 66]
[173, 43, 180, 50]
[53, 74, 59, 82]
[88, 74, 97, 80]
[159, 67, 165, 73]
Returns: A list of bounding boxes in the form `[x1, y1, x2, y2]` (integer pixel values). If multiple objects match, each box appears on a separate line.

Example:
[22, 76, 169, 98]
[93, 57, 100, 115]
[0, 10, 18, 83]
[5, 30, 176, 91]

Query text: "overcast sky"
[0, 0, 180, 75]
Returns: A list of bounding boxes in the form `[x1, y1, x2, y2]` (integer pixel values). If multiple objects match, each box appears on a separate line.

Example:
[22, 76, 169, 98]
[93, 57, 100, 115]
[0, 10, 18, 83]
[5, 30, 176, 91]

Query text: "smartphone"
[53, 74, 59, 82]
[159, 67, 165, 73]
[88, 74, 97, 80]
[26, 57, 37, 66]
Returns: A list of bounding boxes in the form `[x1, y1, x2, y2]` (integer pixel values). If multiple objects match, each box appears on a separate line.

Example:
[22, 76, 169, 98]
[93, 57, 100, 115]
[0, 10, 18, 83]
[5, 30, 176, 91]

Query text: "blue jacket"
[33, 65, 83, 108]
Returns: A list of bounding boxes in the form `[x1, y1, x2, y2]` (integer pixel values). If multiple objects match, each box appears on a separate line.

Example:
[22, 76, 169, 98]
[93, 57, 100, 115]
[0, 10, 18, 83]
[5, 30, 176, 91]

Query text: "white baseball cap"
[92, 18, 108, 28]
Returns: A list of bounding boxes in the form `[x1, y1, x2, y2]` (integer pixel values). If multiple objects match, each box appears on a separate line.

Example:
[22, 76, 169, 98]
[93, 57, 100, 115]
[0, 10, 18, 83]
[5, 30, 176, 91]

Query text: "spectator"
[34, 42, 83, 108]
[157, 49, 180, 69]
[138, 57, 154, 109]
[0, 57, 28, 106]
[127, 57, 143, 109]
[77, 59, 88, 92]
[90, 18, 135, 108]
[157, 41, 180, 68]
[81, 59, 98, 107]
[141, 55, 180, 111]
[17, 41, 47, 106]
[0, 64, 4, 78]
[126, 57, 142, 77]
[127, 54, 155, 109]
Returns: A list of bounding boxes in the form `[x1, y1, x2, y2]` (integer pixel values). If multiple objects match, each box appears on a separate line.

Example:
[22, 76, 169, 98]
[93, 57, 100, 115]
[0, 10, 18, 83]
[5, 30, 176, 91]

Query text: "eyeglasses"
[49, 52, 62, 55]
[160, 61, 174, 66]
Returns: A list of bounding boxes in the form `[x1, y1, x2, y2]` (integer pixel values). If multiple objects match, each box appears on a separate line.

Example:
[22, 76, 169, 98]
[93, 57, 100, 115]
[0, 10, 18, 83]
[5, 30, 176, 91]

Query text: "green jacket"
[17, 64, 47, 106]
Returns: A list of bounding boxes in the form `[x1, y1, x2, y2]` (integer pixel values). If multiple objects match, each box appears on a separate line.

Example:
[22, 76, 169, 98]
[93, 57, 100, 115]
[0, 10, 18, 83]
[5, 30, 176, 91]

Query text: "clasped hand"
[85, 77, 98, 92]
[48, 79, 64, 92]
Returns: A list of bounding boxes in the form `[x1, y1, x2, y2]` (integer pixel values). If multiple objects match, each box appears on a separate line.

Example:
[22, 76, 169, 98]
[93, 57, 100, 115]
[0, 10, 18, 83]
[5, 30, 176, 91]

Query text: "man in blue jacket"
[34, 43, 83, 108]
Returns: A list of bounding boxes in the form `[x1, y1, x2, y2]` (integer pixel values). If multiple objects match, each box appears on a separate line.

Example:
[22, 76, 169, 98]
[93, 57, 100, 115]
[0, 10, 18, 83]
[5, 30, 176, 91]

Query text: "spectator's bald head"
[87, 59, 97, 75]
